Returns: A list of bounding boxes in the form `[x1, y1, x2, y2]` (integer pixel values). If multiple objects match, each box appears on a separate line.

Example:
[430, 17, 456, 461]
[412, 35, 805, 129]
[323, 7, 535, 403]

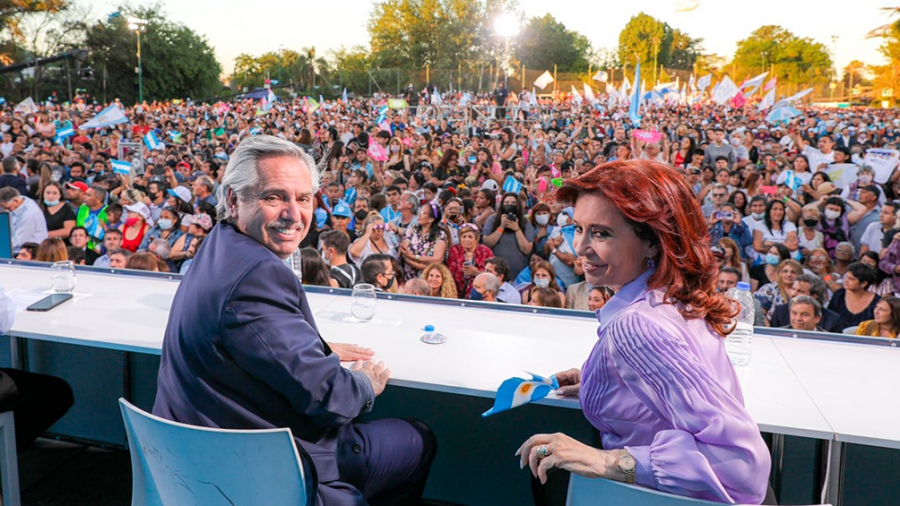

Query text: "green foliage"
[617, 12, 700, 71]
[84, 3, 222, 104]
[516, 14, 592, 72]
[732, 25, 832, 84]
[232, 47, 325, 94]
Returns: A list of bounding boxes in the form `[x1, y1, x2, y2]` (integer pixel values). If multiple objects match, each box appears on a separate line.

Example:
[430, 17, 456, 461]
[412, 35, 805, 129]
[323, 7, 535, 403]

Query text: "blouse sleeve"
[606, 313, 770, 504]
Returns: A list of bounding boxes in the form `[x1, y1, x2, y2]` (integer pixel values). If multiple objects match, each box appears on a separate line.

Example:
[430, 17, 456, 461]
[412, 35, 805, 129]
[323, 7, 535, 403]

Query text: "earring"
[647, 258, 655, 269]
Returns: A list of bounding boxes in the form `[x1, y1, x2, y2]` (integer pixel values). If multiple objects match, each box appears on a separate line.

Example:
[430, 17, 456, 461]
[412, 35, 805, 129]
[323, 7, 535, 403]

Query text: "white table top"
[4, 262, 887, 445]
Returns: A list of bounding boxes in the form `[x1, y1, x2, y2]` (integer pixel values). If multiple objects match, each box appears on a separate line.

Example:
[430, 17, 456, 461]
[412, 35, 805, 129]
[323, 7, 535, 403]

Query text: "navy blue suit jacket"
[154, 221, 374, 484]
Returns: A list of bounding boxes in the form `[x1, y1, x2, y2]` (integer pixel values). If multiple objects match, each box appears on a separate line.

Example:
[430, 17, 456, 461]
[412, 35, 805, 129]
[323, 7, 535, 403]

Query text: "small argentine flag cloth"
[144, 130, 164, 151]
[54, 126, 75, 145]
[111, 159, 131, 176]
[502, 175, 524, 194]
[482, 372, 559, 417]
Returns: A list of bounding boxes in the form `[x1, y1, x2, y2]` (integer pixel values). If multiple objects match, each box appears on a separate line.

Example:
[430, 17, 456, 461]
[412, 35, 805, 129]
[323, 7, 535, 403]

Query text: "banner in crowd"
[864, 148, 900, 184]
[502, 175, 524, 194]
[629, 62, 642, 126]
[592, 70, 608, 82]
[111, 159, 131, 176]
[81, 104, 129, 129]
[711, 76, 738, 105]
[387, 98, 408, 110]
[54, 125, 74, 145]
[534, 71, 554, 90]
[697, 74, 712, 91]
[583, 83, 597, 103]
[758, 89, 776, 111]
[823, 163, 859, 189]
[15, 97, 37, 115]
[633, 129, 662, 144]
[144, 131, 164, 151]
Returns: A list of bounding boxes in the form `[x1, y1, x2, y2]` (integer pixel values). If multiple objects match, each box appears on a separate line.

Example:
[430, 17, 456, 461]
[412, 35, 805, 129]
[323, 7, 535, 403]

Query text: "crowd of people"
[3, 84, 900, 337]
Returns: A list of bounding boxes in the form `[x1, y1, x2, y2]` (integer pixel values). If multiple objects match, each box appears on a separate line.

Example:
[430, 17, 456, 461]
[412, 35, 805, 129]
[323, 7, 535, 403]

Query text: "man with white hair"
[470, 272, 500, 302]
[0, 187, 47, 253]
[154, 136, 435, 505]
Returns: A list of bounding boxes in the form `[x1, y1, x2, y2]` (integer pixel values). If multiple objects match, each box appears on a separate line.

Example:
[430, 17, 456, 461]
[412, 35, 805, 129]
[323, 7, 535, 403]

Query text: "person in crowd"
[15, 242, 38, 261]
[754, 259, 803, 320]
[139, 207, 184, 251]
[797, 205, 825, 258]
[39, 181, 76, 241]
[35, 237, 67, 262]
[586, 286, 615, 312]
[784, 296, 826, 332]
[544, 207, 578, 287]
[403, 277, 430, 296]
[717, 237, 749, 282]
[752, 199, 798, 260]
[349, 211, 397, 266]
[121, 203, 152, 253]
[125, 251, 160, 272]
[75, 184, 108, 252]
[319, 230, 360, 289]
[769, 274, 841, 332]
[832, 241, 856, 280]
[170, 213, 212, 265]
[518, 160, 770, 504]
[860, 201, 899, 255]
[718, 267, 767, 327]
[360, 253, 398, 292]
[68, 226, 99, 265]
[520, 259, 566, 306]
[709, 202, 752, 253]
[153, 136, 435, 504]
[528, 286, 563, 308]
[484, 257, 521, 305]
[0, 283, 74, 449]
[856, 296, 900, 338]
[421, 263, 457, 299]
[472, 187, 496, 230]
[399, 201, 448, 280]
[0, 187, 48, 253]
[483, 192, 535, 280]
[859, 251, 894, 296]
[469, 272, 500, 302]
[827, 262, 881, 331]
[446, 223, 493, 297]
[330, 201, 357, 242]
[191, 175, 217, 210]
[748, 243, 791, 292]
[300, 246, 338, 288]
[108, 248, 131, 269]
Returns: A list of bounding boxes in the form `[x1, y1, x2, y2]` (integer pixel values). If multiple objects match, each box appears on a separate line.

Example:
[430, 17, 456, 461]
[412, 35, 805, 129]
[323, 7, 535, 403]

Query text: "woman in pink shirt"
[518, 160, 771, 504]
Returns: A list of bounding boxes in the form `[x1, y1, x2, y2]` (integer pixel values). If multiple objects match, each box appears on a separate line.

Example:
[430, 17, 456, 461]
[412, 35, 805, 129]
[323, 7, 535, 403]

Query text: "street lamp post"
[128, 17, 148, 104]
[494, 13, 519, 88]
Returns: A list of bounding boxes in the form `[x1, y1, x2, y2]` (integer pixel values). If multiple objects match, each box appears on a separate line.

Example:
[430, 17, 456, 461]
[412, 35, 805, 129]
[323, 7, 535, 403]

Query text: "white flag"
[15, 97, 37, 115]
[758, 88, 776, 111]
[711, 76, 739, 105]
[697, 74, 712, 91]
[784, 88, 814, 102]
[529, 88, 538, 107]
[534, 71, 554, 90]
[741, 72, 768, 91]
[583, 83, 597, 103]
[622, 76, 631, 94]
[431, 87, 442, 106]
[570, 85, 583, 105]
[592, 70, 608, 82]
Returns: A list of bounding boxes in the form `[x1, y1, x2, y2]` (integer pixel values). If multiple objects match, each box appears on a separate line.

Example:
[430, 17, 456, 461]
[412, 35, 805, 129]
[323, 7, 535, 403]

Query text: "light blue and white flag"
[81, 104, 129, 129]
[54, 125, 75, 145]
[342, 88, 348, 103]
[376, 105, 389, 125]
[143, 130, 164, 151]
[629, 61, 642, 126]
[482, 372, 559, 417]
[502, 175, 524, 194]
[111, 159, 131, 176]
[0, 97, 6, 105]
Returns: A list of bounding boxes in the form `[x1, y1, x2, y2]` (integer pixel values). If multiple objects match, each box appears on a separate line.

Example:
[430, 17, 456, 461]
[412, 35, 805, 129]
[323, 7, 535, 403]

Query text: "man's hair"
[385, 185, 400, 195]
[404, 277, 430, 296]
[149, 238, 171, 260]
[104, 228, 123, 239]
[360, 253, 392, 285]
[479, 272, 500, 295]
[196, 175, 215, 193]
[790, 295, 822, 318]
[108, 248, 133, 259]
[320, 229, 350, 255]
[795, 274, 828, 305]
[89, 184, 107, 203]
[0, 187, 20, 204]
[1, 156, 17, 174]
[66, 246, 85, 264]
[485, 257, 509, 282]
[400, 191, 420, 214]
[216, 135, 320, 221]
[719, 266, 741, 278]
[69, 226, 87, 238]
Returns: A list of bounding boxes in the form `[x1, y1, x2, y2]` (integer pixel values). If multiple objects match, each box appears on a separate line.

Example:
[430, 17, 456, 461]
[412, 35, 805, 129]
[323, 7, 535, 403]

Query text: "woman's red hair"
[556, 159, 737, 337]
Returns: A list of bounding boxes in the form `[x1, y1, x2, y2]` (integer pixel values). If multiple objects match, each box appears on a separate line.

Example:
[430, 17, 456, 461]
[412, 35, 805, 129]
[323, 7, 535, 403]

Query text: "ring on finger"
[536, 444, 549, 460]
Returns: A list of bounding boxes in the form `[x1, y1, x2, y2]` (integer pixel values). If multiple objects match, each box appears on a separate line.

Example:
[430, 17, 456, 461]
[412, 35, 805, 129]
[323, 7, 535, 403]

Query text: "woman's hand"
[553, 367, 581, 397]
[516, 433, 613, 484]
[462, 264, 480, 277]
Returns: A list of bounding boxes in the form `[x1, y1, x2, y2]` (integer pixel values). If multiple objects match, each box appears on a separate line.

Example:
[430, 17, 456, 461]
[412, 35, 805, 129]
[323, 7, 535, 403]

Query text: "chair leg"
[0, 412, 20, 506]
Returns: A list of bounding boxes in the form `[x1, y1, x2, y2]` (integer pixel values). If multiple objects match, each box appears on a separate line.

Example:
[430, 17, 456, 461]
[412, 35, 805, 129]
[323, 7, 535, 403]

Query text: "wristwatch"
[551, 248, 558, 256]
[617, 449, 636, 484]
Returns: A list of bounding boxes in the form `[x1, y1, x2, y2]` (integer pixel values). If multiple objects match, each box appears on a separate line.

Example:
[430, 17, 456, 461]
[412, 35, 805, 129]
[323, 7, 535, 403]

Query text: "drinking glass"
[51, 261, 76, 293]
[351, 284, 377, 322]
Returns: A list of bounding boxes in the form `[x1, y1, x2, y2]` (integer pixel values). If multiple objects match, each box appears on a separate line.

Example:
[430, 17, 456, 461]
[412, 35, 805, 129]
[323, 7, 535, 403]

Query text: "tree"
[0, 0, 67, 64]
[84, 4, 222, 104]
[617, 13, 700, 71]
[515, 14, 592, 72]
[732, 26, 832, 85]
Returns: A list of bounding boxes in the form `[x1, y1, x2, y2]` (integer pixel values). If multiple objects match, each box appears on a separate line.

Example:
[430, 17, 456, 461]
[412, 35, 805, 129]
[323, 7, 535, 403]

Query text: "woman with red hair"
[517, 160, 771, 504]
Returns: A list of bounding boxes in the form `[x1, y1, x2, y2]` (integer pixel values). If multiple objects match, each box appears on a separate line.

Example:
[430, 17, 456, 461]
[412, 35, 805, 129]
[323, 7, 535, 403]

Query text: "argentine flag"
[54, 125, 75, 145]
[502, 175, 524, 194]
[111, 159, 131, 176]
[482, 373, 559, 417]
[144, 131, 164, 151]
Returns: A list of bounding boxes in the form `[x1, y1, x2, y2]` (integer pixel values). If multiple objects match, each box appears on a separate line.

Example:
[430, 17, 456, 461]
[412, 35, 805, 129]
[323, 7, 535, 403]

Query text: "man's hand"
[329, 342, 375, 362]
[352, 360, 391, 396]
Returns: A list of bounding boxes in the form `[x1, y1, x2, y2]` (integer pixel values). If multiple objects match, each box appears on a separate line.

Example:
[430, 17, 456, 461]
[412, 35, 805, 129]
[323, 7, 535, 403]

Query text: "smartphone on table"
[27, 293, 73, 312]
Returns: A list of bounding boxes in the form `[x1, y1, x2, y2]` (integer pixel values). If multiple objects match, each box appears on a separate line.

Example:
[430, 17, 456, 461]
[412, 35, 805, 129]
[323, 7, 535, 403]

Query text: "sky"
[95, 0, 895, 76]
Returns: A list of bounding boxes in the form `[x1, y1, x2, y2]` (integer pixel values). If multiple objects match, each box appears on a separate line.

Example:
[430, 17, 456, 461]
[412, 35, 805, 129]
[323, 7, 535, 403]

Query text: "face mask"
[751, 212, 765, 220]
[730, 137, 741, 146]
[148, 191, 158, 201]
[765, 253, 781, 266]
[469, 287, 484, 301]
[321, 250, 331, 266]
[803, 218, 819, 228]
[501, 205, 517, 216]
[43, 199, 59, 207]
[355, 210, 368, 221]
[535, 214, 550, 226]
[534, 277, 551, 288]
[125, 217, 141, 227]
[390, 146, 400, 153]
[158, 218, 173, 230]
[383, 274, 395, 290]
[858, 175, 872, 184]
[557, 213, 569, 227]
[825, 209, 841, 220]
